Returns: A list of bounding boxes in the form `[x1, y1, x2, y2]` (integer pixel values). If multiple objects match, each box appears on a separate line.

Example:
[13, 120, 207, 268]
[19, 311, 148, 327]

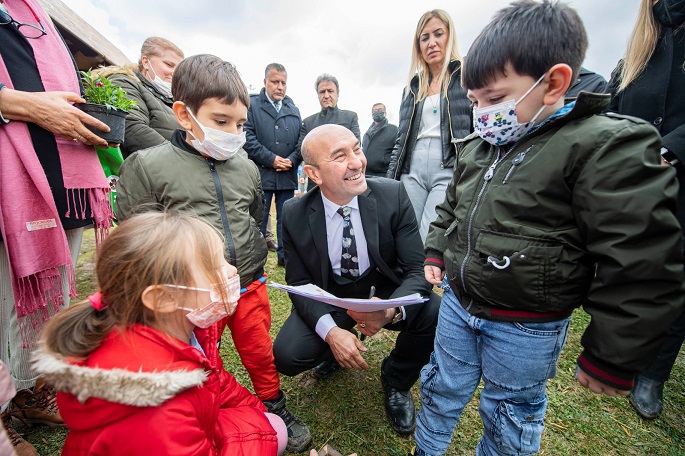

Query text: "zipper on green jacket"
[459, 148, 502, 294]
[458, 142, 532, 295]
[457, 111, 567, 299]
[207, 160, 238, 266]
[502, 146, 533, 184]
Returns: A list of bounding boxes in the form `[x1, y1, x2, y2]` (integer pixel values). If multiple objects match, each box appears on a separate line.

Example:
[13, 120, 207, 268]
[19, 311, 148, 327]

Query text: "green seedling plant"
[80, 69, 137, 112]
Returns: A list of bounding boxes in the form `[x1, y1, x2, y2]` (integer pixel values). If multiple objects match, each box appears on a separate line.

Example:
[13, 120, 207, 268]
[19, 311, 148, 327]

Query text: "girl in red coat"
[32, 212, 287, 455]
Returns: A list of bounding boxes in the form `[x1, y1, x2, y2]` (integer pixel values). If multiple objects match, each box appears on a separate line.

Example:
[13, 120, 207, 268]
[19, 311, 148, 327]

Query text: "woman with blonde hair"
[99, 37, 184, 158]
[387, 9, 471, 242]
[608, 0, 685, 420]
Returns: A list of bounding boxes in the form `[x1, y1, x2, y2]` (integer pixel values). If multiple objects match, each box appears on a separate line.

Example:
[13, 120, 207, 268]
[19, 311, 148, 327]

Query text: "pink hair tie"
[88, 291, 106, 311]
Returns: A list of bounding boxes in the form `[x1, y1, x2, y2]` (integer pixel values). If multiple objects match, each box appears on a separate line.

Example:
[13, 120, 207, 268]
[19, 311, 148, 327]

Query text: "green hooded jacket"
[425, 92, 684, 389]
[117, 131, 267, 288]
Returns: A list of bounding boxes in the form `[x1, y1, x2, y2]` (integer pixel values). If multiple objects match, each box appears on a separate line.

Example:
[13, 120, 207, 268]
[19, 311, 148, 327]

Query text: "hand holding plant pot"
[77, 70, 137, 144]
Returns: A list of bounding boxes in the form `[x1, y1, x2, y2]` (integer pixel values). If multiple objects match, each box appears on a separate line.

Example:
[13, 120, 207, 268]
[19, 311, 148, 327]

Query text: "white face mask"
[146, 64, 172, 99]
[186, 108, 246, 161]
[472, 74, 546, 146]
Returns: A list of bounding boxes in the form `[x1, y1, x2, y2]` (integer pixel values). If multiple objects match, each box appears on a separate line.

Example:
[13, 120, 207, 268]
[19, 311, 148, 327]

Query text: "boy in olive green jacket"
[117, 54, 311, 453]
[414, 2, 684, 455]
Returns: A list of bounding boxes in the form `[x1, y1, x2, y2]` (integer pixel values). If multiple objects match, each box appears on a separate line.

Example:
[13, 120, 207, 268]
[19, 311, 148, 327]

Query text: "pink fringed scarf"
[0, 0, 112, 347]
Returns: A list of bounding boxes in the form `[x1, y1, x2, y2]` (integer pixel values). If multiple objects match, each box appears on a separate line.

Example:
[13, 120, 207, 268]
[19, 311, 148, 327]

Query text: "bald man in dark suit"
[273, 124, 440, 435]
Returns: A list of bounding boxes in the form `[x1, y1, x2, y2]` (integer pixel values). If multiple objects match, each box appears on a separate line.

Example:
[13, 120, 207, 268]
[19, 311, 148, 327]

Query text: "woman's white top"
[417, 93, 442, 139]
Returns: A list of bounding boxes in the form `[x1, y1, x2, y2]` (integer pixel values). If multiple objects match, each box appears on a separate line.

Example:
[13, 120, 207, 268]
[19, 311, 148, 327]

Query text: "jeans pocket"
[494, 398, 547, 455]
[513, 320, 567, 337]
[419, 352, 439, 407]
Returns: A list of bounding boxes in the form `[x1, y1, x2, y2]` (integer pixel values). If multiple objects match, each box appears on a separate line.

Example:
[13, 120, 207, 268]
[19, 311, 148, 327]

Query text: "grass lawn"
[21, 228, 685, 455]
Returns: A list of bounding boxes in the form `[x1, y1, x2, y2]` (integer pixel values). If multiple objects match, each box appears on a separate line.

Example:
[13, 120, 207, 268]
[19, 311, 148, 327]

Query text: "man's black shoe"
[630, 375, 664, 419]
[277, 257, 285, 267]
[312, 359, 341, 380]
[381, 375, 416, 435]
[266, 240, 278, 252]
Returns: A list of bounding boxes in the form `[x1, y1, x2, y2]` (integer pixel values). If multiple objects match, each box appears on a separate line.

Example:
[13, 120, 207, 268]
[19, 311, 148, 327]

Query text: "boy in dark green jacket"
[414, 2, 684, 455]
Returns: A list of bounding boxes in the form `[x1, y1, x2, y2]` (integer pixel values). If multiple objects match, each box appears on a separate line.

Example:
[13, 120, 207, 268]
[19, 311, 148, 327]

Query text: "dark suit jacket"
[281, 177, 431, 329]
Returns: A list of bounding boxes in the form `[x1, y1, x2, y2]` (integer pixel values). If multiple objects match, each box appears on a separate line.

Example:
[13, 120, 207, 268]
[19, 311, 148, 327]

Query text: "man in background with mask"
[245, 63, 302, 267]
[362, 103, 398, 177]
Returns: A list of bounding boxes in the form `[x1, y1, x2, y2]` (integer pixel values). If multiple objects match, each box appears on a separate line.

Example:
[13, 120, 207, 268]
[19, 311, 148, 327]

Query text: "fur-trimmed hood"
[31, 324, 217, 432]
[30, 324, 278, 455]
[32, 346, 207, 407]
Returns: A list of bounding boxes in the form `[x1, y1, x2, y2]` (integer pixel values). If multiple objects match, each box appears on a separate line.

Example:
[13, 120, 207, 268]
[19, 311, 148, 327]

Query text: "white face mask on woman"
[186, 108, 246, 161]
[145, 64, 173, 98]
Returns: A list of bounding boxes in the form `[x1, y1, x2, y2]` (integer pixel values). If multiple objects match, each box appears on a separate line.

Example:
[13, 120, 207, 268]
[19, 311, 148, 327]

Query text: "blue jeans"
[415, 285, 570, 456]
[260, 189, 294, 260]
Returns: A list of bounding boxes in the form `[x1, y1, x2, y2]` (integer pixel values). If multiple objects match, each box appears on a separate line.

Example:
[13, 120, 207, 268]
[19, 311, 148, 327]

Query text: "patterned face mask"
[169, 270, 241, 328]
[472, 74, 546, 146]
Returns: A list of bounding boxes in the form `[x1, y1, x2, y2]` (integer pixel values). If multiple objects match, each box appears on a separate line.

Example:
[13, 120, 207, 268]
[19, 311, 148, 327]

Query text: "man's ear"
[141, 285, 178, 314]
[303, 164, 321, 186]
[173, 101, 192, 130]
[543, 63, 573, 106]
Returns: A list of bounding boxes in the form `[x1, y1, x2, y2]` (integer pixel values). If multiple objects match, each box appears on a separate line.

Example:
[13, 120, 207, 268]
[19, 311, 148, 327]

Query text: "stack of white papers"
[268, 282, 428, 312]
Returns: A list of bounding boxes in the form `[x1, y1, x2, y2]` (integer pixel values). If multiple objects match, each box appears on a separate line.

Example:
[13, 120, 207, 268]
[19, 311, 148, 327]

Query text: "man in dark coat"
[273, 124, 440, 436]
[296, 74, 360, 190]
[245, 63, 302, 266]
[362, 103, 398, 177]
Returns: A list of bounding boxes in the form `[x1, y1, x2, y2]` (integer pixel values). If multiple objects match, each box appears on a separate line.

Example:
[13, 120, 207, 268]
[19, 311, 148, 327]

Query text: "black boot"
[630, 375, 664, 419]
[263, 390, 312, 453]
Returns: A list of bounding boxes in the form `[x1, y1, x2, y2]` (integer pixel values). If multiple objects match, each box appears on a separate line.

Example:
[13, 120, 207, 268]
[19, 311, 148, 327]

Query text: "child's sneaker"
[263, 390, 312, 453]
[11, 378, 65, 428]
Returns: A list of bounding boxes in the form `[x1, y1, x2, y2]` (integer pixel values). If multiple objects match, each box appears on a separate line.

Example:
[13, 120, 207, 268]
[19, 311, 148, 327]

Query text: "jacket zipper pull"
[484, 162, 497, 181]
[512, 150, 527, 165]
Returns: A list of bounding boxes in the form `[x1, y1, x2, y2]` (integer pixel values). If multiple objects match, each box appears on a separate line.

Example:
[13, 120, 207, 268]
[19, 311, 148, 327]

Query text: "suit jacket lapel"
[260, 100, 278, 119]
[307, 192, 330, 289]
[358, 187, 382, 269]
[359, 184, 399, 283]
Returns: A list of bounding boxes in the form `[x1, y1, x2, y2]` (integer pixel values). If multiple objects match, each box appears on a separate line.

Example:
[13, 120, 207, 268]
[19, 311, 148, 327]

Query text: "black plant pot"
[76, 102, 127, 144]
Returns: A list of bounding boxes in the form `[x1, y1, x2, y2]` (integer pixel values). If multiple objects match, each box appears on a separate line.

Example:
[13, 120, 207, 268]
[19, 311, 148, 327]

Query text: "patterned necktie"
[274, 101, 282, 113]
[337, 206, 359, 280]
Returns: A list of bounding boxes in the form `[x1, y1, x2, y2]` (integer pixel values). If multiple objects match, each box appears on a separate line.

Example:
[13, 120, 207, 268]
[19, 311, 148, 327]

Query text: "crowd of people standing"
[0, 0, 683, 455]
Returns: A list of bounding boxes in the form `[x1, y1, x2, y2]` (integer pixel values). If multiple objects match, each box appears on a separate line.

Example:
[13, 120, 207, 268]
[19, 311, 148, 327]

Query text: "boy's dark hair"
[172, 54, 250, 112]
[462, 0, 587, 89]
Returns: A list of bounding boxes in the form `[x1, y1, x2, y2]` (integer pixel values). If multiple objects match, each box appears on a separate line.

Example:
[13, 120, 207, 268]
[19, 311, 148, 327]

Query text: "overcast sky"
[60, 0, 638, 130]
